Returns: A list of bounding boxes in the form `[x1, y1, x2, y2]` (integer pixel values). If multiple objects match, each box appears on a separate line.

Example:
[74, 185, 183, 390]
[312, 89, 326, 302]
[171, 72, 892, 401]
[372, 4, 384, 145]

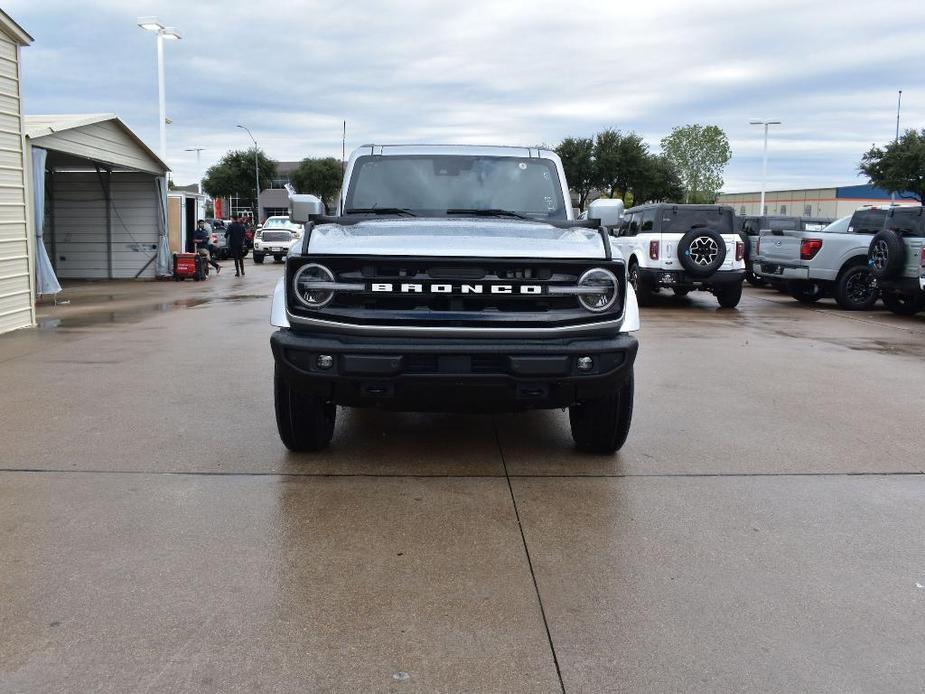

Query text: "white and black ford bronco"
[270, 145, 640, 453]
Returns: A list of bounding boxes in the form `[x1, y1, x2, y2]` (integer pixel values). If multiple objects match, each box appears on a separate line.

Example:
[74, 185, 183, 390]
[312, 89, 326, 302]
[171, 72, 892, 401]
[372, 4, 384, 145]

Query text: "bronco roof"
[353, 144, 558, 158]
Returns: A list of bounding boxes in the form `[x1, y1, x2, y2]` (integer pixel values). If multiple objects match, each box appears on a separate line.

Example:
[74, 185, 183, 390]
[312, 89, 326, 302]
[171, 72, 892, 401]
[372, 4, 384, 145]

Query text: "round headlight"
[577, 268, 619, 312]
[293, 263, 335, 308]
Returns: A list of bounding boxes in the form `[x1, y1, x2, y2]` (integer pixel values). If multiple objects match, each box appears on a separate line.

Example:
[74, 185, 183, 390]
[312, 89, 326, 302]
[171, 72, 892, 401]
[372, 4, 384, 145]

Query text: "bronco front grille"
[286, 255, 625, 330]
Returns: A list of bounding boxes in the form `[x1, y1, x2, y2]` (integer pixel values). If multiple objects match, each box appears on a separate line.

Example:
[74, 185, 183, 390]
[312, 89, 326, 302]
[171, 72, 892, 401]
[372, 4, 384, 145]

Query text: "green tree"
[555, 137, 595, 211]
[289, 157, 344, 204]
[592, 129, 650, 202]
[860, 128, 925, 202]
[632, 155, 684, 204]
[202, 149, 277, 216]
[660, 124, 731, 203]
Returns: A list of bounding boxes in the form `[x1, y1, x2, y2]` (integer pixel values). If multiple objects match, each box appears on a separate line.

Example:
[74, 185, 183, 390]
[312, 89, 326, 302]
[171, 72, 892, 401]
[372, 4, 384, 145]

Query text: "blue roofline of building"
[835, 184, 912, 199]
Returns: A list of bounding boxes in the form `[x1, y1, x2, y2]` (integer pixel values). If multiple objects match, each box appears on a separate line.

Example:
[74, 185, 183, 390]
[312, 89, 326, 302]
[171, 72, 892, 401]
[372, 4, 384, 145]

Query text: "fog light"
[316, 354, 334, 370]
[577, 356, 594, 371]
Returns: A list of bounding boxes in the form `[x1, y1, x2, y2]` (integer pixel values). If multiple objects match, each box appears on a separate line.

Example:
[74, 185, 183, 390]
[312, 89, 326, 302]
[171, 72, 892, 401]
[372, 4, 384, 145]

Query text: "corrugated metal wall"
[47, 172, 160, 279]
[0, 32, 33, 334]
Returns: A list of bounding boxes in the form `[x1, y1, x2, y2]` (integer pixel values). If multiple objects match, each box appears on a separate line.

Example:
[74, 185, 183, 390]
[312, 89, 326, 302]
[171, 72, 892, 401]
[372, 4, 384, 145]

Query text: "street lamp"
[237, 124, 261, 223]
[137, 17, 181, 161]
[749, 119, 781, 215]
[185, 147, 205, 194]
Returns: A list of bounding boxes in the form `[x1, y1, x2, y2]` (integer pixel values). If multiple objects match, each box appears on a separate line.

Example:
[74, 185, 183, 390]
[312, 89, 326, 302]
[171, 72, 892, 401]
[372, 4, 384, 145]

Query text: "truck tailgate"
[758, 230, 802, 265]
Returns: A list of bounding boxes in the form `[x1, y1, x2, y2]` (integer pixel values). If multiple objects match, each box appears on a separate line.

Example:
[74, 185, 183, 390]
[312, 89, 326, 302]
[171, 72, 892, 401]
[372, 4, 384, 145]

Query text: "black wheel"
[745, 271, 766, 287]
[715, 282, 743, 308]
[274, 365, 336, 452]
[677, 227, 727, 277]
[628, 261, 653, 306]
[274, 255, 284, 263]
[253, 253, 265, 264]
[834, 264, 878, 311]
[569, 371, 634, 454]
[881, 291, 925, 316]
[672, 288, 690, 297]
[786, 280, 823, 303]
[868, 230, 905, 280]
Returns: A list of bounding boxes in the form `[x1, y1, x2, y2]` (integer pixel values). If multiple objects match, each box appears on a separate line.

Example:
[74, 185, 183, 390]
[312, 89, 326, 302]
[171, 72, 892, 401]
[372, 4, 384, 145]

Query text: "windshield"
[264, 218, 298, 229]
[345, 155, 567, 219]
[658, 207, 734, 235]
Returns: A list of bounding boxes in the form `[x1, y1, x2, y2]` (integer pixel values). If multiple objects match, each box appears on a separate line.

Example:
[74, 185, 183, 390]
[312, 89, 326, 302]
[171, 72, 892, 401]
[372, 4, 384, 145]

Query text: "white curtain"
[155, 176, 171, 276]
[31, 147, 61, 296]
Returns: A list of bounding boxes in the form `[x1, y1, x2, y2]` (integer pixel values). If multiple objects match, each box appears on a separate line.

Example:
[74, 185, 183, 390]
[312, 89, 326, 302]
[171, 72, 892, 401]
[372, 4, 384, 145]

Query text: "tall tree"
[660, 124, 731, 203]
[859, 128, 925, 202]
[592, 129, 650, 202]
[555, 137, 595, 211]
[289, 157, 344, 205]
[202, 148, 277, 216]
[632, 155, 684, 204]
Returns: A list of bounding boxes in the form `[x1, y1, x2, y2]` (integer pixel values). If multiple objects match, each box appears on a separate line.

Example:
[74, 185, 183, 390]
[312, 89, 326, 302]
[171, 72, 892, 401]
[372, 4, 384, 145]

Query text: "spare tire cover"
[868, 229, 905, 280]
[678, 227, 727, 276]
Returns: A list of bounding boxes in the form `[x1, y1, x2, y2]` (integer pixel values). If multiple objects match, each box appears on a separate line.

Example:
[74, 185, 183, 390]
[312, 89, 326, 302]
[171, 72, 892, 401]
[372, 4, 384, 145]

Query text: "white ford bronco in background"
[868, 205, 925, 315]
[270, 145, 639, 453]
[610, 203, 746, 308]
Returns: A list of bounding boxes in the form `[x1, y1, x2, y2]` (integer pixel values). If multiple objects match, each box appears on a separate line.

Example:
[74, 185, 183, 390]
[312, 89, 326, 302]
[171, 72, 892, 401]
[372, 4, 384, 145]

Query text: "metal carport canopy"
[25, 114, 172, 280]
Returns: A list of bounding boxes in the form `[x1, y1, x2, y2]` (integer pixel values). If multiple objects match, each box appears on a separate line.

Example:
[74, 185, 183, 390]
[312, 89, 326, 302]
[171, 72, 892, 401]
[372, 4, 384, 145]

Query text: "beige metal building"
[26, 114, 170, 281]
[718, 184, 918, 219]
[0, 11, 34, 335]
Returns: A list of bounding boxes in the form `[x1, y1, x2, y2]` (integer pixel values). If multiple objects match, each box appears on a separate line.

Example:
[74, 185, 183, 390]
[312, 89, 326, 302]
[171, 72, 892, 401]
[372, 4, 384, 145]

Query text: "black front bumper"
[271, 329, 638, 412]
[638, 268, 745, 288]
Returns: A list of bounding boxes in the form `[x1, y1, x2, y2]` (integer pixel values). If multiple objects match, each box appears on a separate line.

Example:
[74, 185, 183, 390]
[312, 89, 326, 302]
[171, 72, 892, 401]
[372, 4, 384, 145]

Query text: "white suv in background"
[611, 203, 746, 308]
[253, 216, 303, 264]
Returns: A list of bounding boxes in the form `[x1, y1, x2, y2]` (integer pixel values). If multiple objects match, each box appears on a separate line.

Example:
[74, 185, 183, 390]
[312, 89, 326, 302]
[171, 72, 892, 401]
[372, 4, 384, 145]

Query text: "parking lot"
[1, 262, 924, 693]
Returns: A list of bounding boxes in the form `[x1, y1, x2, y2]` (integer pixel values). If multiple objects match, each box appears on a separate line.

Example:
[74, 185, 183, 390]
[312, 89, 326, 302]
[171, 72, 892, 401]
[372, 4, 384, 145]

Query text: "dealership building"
[717, 184, 919, 218]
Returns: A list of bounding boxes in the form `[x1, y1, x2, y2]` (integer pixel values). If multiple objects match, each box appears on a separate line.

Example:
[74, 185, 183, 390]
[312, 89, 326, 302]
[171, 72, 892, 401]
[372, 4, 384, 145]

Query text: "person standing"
[193, 219, 221, 274]
[225, 215, 247, 277]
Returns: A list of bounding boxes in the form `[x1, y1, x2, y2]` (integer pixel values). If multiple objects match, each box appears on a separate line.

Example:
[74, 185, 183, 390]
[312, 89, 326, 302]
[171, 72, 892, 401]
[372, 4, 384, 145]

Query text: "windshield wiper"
[344, 207, 417, 217]
[446, 208, 531, 220]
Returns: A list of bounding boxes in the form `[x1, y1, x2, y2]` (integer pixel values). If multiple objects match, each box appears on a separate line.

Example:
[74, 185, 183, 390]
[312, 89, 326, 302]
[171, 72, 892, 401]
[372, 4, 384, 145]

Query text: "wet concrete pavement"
[1, 264, 924, 692]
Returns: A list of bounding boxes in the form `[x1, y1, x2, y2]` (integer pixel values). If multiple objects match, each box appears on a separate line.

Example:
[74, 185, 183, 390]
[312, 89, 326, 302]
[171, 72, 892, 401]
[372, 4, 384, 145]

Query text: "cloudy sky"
[10, 0, 924, 192]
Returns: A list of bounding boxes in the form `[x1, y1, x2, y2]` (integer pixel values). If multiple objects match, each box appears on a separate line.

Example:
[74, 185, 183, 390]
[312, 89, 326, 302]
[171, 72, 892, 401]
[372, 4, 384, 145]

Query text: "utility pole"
[342, 120, 346, 171]
[237, 125, 260, 223]
[185, 147, 205, 194]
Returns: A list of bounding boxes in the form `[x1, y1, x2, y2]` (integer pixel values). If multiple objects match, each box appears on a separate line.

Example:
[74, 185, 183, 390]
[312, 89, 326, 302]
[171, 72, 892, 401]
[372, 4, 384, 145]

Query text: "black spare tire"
[678, 227, 727, 277]
[868, 229, 905, 280]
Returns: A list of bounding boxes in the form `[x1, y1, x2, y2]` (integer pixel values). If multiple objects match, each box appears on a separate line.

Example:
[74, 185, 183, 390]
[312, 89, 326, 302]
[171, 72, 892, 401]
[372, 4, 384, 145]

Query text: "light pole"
[185, 147, 205, 194]
[137, 18, 181, 161]
[237, 124, 260, 223]
[749, 119, 781, 215]
[891, 90, 902, 204]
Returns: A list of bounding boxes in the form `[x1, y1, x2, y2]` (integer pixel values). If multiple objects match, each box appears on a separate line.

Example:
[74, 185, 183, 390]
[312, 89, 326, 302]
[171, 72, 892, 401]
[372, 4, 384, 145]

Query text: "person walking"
[193, 219, 221, 274]
[225, 215, 247, 277]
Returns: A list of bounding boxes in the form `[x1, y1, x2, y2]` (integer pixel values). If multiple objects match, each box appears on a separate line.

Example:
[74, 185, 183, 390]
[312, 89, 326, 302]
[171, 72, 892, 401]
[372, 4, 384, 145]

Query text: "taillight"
[649, 240, 659, 260]
[735, 241, 744, 261]
[800, 238, 823, 260]
[921, 246, 925, 265]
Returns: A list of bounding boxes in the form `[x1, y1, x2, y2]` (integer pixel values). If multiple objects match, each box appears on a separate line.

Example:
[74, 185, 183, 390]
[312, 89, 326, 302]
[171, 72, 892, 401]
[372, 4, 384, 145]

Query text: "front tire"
[715, 282, 743, 308]
[569, 372, 634, 454]
[274, 255, 284, 263]
[672, 288, 690, 297]
[274, 366, 336, 452]
[834, 264, 878, 311]
[253, 253, 265, 264]
[881, 291, 925, 316]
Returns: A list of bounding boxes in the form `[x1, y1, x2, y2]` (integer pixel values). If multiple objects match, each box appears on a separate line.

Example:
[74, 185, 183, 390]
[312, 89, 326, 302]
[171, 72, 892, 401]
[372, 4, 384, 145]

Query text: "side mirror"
[290, 194, 325, 223]
[587, 198, 625, 228]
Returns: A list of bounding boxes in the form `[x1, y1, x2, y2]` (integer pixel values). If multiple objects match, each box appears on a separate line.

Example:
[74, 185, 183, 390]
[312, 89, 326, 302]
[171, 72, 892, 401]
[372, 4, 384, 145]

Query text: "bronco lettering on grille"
[370, 283, 544, 295]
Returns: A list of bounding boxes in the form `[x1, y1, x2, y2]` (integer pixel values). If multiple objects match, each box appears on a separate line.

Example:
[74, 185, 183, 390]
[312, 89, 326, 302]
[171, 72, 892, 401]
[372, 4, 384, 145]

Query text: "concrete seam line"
[492, 415, 567, 694]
